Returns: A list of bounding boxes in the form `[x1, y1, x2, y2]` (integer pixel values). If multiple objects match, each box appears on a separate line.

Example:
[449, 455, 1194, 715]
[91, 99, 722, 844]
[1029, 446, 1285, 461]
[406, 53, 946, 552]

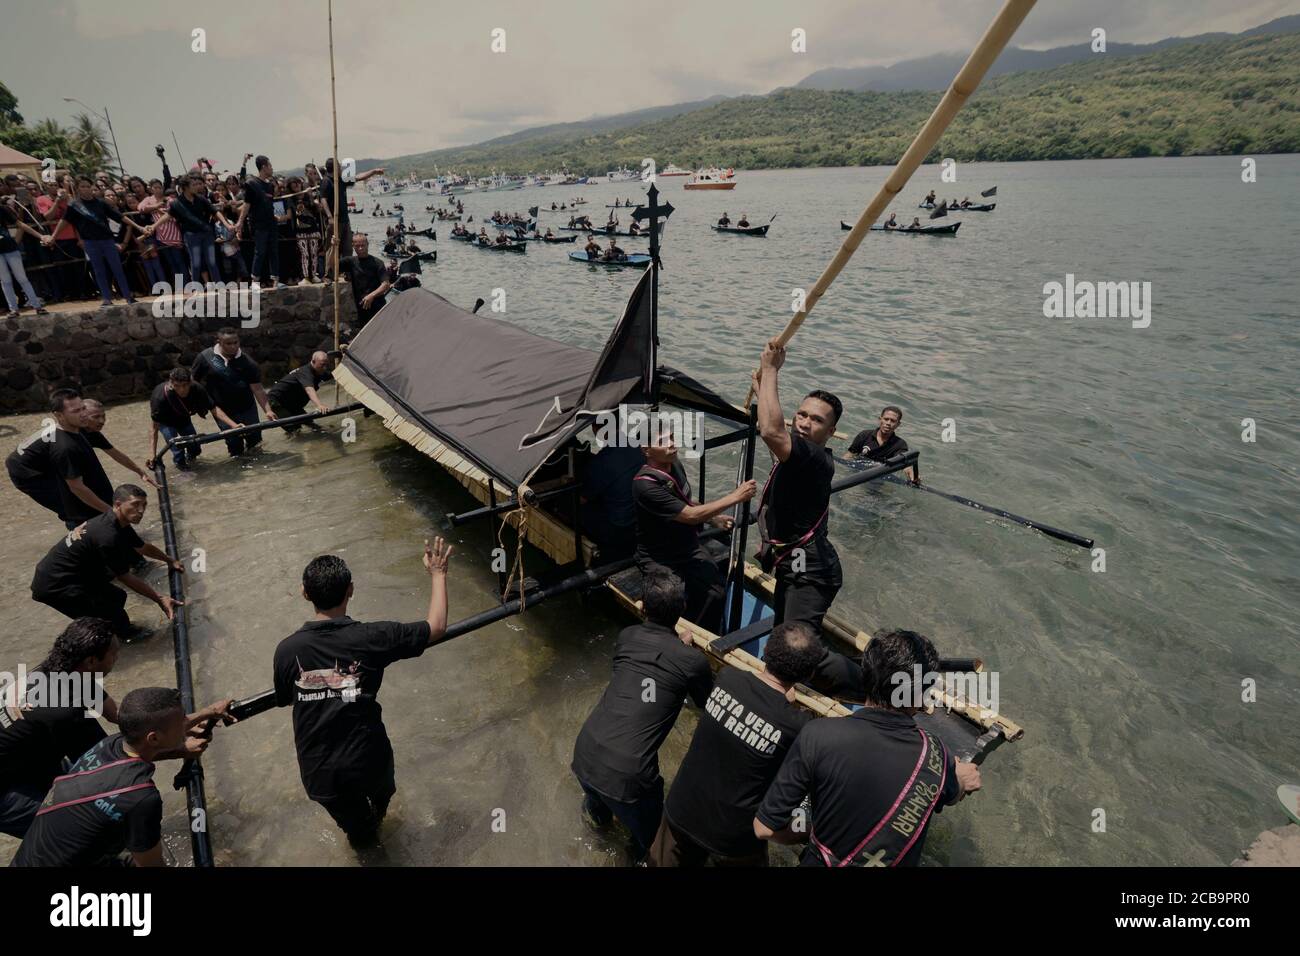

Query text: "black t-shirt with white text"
[31, 510, 144, 598]
[272, 617, 431, 800]
[664, 668, 811, 857]
[571, 622, 713, 802]
[11, 733, 161, 867]
[756, 707, 961, 866]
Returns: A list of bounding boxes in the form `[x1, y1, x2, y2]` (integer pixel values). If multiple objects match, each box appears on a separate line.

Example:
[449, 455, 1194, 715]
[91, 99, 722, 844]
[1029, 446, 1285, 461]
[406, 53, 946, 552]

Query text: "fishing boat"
[684, 168, 736, 190]
[659, 163, 691, 177]
[920, 201, 995, 212]
[606, 166, 640, 182]
[476, 236, 527, 252]
[568, 251, 653, 268]
[713, 222, 770, 237]
[330, 265, 1023, 767]
[845, 220, 962, 235]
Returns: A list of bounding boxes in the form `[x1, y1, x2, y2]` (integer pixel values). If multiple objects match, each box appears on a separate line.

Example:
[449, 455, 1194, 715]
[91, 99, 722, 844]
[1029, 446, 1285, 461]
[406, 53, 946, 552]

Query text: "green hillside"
[380, 31, 1300, 178]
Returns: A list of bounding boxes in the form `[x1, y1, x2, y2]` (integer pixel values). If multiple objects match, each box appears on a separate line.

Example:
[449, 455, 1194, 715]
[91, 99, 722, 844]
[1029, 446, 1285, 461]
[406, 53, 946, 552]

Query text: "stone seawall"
[0, 285, 358, 414]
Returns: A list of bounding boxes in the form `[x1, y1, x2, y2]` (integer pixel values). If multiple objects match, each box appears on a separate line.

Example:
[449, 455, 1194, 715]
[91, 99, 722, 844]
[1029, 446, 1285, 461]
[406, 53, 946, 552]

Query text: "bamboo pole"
[745, 0, 1037, 403]
[328, 0, 341, 353]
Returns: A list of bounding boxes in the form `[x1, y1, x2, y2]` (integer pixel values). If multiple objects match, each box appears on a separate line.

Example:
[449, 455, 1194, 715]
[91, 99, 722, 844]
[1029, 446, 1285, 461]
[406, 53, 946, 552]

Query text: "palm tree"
[68, 112, 114, 174]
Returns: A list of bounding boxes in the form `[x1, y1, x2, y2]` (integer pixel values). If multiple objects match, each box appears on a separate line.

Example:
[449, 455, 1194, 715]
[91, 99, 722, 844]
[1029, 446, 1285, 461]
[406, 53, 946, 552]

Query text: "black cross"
[631, 183, 673, 266]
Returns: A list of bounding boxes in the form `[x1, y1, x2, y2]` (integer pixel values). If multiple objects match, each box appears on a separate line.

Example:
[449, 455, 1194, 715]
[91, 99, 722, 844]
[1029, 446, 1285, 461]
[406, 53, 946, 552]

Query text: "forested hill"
[377, 31, 1300, 177]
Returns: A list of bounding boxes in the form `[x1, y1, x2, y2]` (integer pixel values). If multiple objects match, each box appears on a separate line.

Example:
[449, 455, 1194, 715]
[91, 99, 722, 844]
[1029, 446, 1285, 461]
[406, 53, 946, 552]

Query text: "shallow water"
[1, 156, 1297, 866]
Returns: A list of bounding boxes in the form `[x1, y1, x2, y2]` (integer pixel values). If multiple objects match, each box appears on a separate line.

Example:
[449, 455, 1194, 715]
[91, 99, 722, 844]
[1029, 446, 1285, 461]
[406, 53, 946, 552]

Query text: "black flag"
[981, 186, 997, 198]
[528, 205, 539, 218]
[929, 201, 948, 220]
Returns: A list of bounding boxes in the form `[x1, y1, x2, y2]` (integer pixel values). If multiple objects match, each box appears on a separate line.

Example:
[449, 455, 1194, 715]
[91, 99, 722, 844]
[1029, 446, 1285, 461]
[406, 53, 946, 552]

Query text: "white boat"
[605, 166, 640, 182]
[683, 167, 737, 190]
[659, 163, 691, 177]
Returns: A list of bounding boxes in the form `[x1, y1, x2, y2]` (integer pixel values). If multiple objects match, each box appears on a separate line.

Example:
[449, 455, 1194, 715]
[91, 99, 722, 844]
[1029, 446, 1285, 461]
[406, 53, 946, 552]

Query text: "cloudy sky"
[3, 0, 1296, 174]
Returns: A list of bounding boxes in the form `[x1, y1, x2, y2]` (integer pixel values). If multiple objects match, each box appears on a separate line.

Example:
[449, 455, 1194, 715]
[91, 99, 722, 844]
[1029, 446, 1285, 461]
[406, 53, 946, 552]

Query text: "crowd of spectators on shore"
[0, 146, 383, 317]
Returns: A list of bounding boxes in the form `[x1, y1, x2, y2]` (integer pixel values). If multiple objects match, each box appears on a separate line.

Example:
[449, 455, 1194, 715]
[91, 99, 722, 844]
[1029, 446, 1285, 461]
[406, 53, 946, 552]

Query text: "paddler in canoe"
[752, 340, 844, 632]
[607, 212, 619, 229]
[738, 213, 751, 228]
[544, 227, 556, 239]
[718, 212, 731, 227]
[551, 202, 558, 211]
[628, 220, 642, 236]
[907, 217, 922, 230]
[849, 405, 917, 483]
[633, 418, 757, 632]
[924, 190, 936, 205]
[883, 213, 898, 230]
[603, 238, 627, 262]
[583, 236, 602, 259]
[959, 196, 972, 208]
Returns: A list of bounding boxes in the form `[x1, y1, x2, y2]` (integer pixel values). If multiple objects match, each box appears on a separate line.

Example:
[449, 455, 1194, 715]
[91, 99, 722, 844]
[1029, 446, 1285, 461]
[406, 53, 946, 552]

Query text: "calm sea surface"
[1, 156, 1296, 866]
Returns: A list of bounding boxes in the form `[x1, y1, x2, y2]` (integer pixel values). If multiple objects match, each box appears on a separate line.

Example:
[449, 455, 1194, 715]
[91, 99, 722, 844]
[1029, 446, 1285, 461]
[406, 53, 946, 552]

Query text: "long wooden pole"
[746, 0, 1036, 401]
[328, 0, 341, 352]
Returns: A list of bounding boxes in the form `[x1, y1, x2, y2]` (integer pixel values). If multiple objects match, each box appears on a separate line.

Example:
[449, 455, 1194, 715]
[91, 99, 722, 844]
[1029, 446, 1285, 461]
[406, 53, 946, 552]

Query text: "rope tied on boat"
[497, 481, 533, 609]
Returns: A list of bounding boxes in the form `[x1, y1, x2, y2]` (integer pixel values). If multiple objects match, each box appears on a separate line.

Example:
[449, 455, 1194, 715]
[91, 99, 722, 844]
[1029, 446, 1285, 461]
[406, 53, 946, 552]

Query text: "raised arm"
[421, 537, 453, 644]
[754, 340, 792, 462]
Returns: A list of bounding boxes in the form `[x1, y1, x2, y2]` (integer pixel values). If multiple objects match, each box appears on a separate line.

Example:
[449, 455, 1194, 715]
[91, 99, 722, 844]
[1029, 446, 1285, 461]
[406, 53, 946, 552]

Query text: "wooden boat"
[568, 251, 652, 268]
[331, 272, 1023, 767]
[519, 234, 579, 243]
[560, 225, 649, 239]
[476, 237, 527, 252]
[919, 201, 995, 212]
[449, 231, 478, 242]
[405, 227, 437, 239]
[713, 222, 769, 237]
[386, 249, 436, 262]
[845, 220, 962, 235]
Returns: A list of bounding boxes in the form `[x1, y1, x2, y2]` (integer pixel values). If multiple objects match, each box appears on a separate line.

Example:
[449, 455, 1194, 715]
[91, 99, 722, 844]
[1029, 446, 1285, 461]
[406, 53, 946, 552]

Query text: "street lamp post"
[63, 96, 124, 175]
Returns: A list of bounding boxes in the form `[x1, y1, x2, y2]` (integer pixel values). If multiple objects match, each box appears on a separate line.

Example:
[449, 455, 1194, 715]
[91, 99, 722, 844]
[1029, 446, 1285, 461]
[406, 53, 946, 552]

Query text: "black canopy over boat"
[329, 270, 1023, 768]
[845, 220, 962, 235]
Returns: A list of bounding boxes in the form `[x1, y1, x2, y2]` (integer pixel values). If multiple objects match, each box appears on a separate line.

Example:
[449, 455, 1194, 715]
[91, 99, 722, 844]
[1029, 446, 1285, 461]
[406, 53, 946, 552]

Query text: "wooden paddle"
[743, 0, 1037, 405]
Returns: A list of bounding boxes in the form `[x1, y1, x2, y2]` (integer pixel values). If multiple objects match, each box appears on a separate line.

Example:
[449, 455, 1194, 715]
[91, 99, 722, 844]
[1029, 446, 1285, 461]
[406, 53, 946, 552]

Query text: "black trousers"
[772, 576, 841, 632]
[639, 550, 726, 633]
[270, 398, 308, 432]
[314, 754, 396, 845]
[33, 582, 130, 637]
[7, 470, 63, 518]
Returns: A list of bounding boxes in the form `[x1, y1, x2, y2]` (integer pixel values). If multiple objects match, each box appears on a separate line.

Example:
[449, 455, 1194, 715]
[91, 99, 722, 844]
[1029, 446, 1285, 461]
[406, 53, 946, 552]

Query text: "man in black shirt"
[650, 621, 822, 866]
[47, 391, 154, 529]
[754, 629, 981, 867]
[633, 424, 756, 632]
[6, 387, 81, 520]
[31, 484, 183, 639]
[272, 538, 453, 846]
[320, 159, 386, 273]
[191, 328, 277, 455]
[169, 174, 222, 286]
[234, 155, 281, 287]
[12, 686, 232, 867]
[849, 405, 917, 483]
[753, 340, 844, 631]
[339, 233, 391, 332]
[571, 570, 714, 862]
[43, 177, 135, 307]
[267, 351, 334, 430]
[0, 618, 119, 838]
[579, 443, 643, 562]
[148, 366, 239, 470]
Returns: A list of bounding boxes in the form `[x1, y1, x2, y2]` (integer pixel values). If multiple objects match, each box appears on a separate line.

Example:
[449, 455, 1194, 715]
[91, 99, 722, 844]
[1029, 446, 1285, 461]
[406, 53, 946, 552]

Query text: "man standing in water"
[752, 340, 844, 631]
[753, 629, 982, 866]
[273, 538, 453, 846]
[191, 328, 276, 456]
[849, 405, 917, 484]
[632, 423, 756, 632]
[267, 351, 334, 431]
